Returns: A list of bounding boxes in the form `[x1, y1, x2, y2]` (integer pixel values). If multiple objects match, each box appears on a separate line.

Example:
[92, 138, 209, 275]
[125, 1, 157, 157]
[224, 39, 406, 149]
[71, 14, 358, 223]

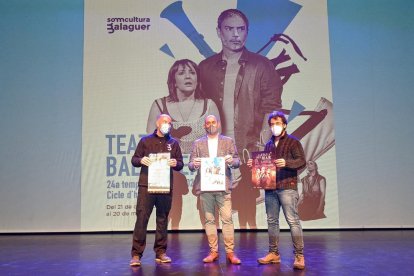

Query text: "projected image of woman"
[146, 59, 220, 154]
[298, 160, 327, 221]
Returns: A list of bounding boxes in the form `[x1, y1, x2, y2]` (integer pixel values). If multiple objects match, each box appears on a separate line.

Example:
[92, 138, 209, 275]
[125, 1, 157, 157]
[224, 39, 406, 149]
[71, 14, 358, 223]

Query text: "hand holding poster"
[251, 151, 276, 190]
[148, 152, 171, 193]
[200, 157, 225, 192]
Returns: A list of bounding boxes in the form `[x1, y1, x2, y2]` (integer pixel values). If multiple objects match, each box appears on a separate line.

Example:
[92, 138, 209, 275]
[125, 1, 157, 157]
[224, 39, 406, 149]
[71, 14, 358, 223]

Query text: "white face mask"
[160, 123, 171, 135]
[271, 125, 284, 137]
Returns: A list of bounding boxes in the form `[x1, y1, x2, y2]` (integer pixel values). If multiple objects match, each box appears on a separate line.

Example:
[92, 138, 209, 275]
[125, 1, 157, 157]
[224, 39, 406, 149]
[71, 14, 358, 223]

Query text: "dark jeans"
[131, 186, 172, 257]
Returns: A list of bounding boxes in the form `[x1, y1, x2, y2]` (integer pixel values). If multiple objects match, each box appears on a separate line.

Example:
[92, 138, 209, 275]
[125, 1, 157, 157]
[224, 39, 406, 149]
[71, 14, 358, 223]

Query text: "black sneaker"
[155, 253, 172, 263]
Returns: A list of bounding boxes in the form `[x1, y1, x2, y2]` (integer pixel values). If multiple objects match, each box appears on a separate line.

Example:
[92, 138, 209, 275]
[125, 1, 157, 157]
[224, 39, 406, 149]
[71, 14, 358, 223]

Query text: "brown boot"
[257, 252, 281, 264]
[226, 252, 241, 265]
[293, 254, 305, 270]
[203, 251, 219, 263]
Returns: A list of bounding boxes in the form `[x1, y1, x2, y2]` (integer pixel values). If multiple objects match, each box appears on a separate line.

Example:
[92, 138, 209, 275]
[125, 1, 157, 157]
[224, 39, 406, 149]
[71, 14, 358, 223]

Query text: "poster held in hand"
[148, 152, 171, 193]
[200, 157, 226, 192]
[251, 151, 276, 189]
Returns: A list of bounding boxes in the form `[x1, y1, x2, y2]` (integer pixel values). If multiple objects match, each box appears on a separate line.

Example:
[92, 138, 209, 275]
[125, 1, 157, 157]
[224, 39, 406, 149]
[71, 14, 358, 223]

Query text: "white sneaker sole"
[155, 258, 171, 263]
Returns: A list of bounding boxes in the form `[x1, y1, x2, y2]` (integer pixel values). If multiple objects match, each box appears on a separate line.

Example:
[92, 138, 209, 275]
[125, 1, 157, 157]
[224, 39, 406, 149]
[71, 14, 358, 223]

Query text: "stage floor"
[1, 230, 413, 275]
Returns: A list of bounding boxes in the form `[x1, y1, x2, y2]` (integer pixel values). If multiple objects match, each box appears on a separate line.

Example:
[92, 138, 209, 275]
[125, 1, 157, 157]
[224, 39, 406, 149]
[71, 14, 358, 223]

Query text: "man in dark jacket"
[199, 9, 283, 155]
[129, 114, 183, 266]
[247, 111, 306, 270]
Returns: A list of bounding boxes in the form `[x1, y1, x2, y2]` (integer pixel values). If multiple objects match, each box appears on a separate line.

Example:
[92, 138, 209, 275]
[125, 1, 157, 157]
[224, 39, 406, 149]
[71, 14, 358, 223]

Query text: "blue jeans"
[265, 189, 304, 255]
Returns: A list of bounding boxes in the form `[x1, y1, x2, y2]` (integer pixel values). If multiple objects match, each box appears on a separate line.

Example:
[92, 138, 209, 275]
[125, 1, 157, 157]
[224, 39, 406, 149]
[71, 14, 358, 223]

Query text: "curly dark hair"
[267, 111, 287, 126]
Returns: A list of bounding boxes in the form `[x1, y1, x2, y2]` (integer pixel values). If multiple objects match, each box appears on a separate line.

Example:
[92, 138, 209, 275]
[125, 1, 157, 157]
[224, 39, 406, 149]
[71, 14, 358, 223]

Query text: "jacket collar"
[271, 132, 287, 143]
[152, 129, 170, 140]
[201, 134, 224, 142]
[214, 47, 249, 65]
